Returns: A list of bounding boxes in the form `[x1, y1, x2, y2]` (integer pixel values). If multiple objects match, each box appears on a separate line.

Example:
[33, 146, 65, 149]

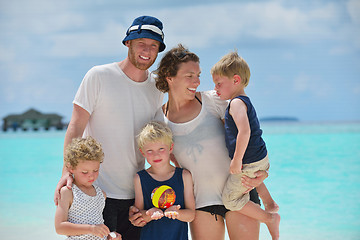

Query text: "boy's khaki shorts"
[222, 155, 270, 211]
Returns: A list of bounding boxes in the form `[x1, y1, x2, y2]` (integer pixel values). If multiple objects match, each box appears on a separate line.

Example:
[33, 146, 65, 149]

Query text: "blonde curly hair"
[64, 136, 104, 169]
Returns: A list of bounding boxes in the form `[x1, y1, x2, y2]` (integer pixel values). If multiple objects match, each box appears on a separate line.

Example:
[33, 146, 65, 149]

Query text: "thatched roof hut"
[2, 108, 63, 131]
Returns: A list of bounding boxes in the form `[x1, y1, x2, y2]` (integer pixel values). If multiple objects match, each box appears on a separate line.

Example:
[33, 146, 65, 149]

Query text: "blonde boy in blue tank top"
[211, 51, 280, 240]
[134, 121, 195, 240]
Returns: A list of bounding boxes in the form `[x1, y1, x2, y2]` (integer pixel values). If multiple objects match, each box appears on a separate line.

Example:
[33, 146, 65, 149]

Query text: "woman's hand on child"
[229, 159, 242, 174]
[164, 205, 181, 219]
[241, 170, 268, 193]
[91, 224, 110, 238]
[146, 208, 164, 220]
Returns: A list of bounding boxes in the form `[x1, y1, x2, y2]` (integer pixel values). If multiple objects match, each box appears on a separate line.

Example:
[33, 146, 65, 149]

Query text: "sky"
[0, 0, 359, 123]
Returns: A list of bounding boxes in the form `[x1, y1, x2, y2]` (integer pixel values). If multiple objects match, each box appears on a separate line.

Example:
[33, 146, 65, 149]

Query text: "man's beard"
[128, 45, 157, 70]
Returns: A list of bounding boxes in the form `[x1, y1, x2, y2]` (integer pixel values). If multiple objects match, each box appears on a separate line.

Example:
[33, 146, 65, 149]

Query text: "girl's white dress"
[67, 184, 106, 240]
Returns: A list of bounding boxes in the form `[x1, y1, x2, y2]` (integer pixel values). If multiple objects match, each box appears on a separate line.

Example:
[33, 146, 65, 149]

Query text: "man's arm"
[54, 104, 90, 205]
[63, 104, 90, 153]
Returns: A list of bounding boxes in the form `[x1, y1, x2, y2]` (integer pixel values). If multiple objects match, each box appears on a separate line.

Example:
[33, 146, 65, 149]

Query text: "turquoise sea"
[0, 122, 359, 240]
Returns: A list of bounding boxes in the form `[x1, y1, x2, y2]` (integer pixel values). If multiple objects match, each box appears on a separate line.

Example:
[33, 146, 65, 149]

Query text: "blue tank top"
[137, 167, 188, 240]
[224, 95, 267, 164]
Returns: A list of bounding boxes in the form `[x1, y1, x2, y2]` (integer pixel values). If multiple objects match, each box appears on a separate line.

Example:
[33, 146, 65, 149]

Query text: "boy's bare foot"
[264, 201, 280, 213]
[266, 213, 280, 240]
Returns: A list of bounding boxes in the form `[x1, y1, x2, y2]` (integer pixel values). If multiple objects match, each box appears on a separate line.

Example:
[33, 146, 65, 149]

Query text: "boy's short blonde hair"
[64, 136, 104, 169]
[210, 51, 251, 87]
[137, 121, 173, 150]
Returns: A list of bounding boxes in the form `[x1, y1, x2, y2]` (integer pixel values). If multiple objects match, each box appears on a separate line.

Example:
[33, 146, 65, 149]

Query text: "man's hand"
[54, 173, 73, 205]
[129, 206, 146, 227]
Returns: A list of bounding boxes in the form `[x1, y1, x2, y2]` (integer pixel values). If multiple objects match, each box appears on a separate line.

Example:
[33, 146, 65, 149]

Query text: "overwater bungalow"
[2, 108, 64, 131]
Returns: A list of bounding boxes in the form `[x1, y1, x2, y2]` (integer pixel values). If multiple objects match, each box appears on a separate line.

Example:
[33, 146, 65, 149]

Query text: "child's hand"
[91, 224, 110, 238]
[146, 207, 164, 220]
[164, 205, 181, 219]
[108, 231, 122, 240]
[229, 159, 242, 174]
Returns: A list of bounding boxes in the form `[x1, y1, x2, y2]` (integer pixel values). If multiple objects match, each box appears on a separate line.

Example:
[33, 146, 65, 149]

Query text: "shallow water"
[0, 122, 359, 239]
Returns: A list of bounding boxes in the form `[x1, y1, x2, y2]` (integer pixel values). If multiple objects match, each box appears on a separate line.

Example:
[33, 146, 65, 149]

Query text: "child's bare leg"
[239, 201, 280, 240]
[256, 182, 279, 213]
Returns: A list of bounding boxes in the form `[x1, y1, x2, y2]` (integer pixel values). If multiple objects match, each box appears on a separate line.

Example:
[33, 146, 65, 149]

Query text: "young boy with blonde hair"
[134, 121, 195, 240]
[55, 136, 121, 240]
[211, 51, 280, 240]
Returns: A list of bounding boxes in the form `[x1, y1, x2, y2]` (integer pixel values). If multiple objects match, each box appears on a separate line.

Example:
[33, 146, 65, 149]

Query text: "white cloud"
[282, 51, 296, 60]
[0, 0, 359, 122]
[49, 21, 127, 57]
[157, 1, 346, 49]
[0, 45, 16, 63]
[329, 45, 352, 55]
[2, 73, 76, 104]
[293, 73, 334, 98]
[325, 0, 360, 56]
[346, 0, 360, 50]
[347, 0, 360, 24]
[0, 1, 76, 34]
[2, 0, 355, 58]
[0, 60, 33, 87]
[293, 73, 311, 92]
[238, 2, 338, 40]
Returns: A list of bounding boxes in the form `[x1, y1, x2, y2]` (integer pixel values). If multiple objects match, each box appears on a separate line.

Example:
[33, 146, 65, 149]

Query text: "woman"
[152, 44, 268, 240]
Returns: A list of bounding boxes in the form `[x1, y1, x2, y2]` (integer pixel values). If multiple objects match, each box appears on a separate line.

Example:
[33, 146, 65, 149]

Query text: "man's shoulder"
[148, 71, 158, 83]
[90, 62, 118, 73]
[83, 62, 122, 82]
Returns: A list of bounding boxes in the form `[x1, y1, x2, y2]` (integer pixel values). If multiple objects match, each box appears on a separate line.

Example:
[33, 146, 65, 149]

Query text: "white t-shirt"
[74, 62, 164, 199]
[155, 90, 230, 208]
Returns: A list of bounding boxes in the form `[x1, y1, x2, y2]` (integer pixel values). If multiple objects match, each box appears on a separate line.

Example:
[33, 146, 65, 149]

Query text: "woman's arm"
[170, 153, 181, 167]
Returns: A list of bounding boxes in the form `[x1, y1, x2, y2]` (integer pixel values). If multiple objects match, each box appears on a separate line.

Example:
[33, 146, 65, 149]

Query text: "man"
[54, 16, 165, 240]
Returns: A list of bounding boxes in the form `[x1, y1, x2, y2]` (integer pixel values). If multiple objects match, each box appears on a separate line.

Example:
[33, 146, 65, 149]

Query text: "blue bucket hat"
[122, 16, 166, 52]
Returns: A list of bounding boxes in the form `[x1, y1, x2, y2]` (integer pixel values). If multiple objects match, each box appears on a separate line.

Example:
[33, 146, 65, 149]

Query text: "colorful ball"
[151, 185, 176, 209]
